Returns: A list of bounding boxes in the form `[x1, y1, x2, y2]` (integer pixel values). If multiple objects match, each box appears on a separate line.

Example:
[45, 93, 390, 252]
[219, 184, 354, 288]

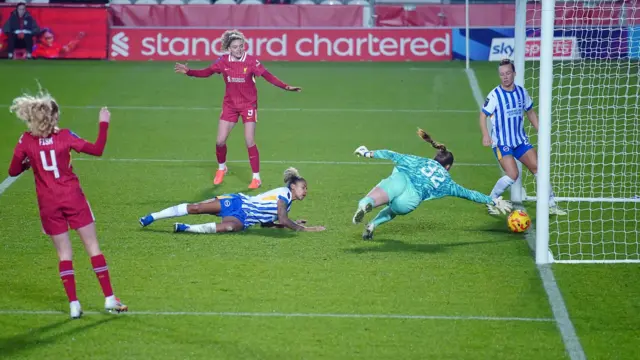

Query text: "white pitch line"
[71, 158, 495, 167]
[0, 309, 555, 322]
[0, 104, 477, 113]
[0, 175, 21, 197]
[464, 67, 586, 360]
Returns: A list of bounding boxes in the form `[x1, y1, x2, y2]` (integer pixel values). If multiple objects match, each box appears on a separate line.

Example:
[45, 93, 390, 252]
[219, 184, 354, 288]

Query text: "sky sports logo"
[488, 37, 580, 61]
[111, 32, 129, 57]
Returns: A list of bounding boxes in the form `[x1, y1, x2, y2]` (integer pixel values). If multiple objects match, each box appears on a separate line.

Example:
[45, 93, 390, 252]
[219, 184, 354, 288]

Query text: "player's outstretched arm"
[448, 182, 512, 214]
[75, 107, 110, 156]
[175, 62, 219, 78]
[259, 67, 301, 91]
[354, 146, 405, 164]
[276, 199, 324, 232]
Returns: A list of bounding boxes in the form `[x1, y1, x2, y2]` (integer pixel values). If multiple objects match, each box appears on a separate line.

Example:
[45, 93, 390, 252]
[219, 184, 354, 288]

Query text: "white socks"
[253, 173, 260, 180]
[218, 163, 226, 171]
[490, 175, 516, 199]
[151, 204, 188, 220]
[185, 223, 217, 234]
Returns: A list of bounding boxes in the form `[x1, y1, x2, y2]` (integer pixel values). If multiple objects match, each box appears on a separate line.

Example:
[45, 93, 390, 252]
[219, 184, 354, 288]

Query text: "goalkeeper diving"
[352, 128, 512, 240]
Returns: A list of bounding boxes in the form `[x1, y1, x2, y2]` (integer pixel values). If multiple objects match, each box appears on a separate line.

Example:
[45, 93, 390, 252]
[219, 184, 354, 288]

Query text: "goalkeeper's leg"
[353, 170, 407, 224]
[363, 185, 420, 240]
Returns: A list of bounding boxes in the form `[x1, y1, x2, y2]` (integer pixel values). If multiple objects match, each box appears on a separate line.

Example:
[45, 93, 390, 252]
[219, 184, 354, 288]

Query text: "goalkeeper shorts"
[376, 170, 421, 215]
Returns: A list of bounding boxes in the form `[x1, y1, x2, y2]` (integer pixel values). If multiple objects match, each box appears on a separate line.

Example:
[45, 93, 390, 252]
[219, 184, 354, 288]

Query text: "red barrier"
[0, 5, 108, 59]
[108, 5, 363, 27]
[108, 28, 451, 62]
[375, 3, 635, 27]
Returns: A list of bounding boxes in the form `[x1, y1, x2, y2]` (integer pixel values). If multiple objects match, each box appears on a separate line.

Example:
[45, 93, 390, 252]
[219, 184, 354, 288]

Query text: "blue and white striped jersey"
[238, 187, 292, 227]
[482, 85, 534, 148]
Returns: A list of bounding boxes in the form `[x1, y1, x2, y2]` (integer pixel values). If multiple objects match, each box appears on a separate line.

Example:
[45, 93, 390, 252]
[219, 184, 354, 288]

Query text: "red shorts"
[38, 194, 95, 236]
[220, 106, 258, 124]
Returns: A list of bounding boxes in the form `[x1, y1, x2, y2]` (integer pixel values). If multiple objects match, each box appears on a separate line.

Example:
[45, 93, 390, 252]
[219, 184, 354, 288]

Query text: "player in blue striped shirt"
[352, 128, 513, 240]
[479, 59, 565, 215]
[138, 168, 325, 233]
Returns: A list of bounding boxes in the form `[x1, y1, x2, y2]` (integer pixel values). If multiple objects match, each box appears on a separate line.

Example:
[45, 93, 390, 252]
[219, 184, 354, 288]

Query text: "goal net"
[520, 0, 640, 263]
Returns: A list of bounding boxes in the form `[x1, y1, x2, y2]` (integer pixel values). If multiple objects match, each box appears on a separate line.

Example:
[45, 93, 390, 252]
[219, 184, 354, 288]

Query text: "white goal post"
[511, 0, 640, 263]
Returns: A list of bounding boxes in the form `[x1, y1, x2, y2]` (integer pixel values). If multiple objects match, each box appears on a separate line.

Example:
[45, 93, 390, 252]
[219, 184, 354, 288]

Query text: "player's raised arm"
[69, 107, 110, 156]
[448, 182, 512, 214]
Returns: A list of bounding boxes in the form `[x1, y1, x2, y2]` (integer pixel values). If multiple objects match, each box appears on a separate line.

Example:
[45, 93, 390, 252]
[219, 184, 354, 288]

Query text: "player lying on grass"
[8, 91, 127, 319]
[352, 128, 513, 240]
[139, 168, 325, 233]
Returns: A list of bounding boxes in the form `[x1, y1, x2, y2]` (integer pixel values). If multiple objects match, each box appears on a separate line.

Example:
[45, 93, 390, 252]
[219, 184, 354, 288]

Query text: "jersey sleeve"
[252, 58, 267, 77]
[209, 57, 224, 74]
[446, 181, 493, 205]
[372, 150, 405, 164]
[522, 87, 534, 111]
[482, 91, 498, 116]
[8, 135, 28, 177]
[277, 187, 293, 207]
[66, 130, 90, 153]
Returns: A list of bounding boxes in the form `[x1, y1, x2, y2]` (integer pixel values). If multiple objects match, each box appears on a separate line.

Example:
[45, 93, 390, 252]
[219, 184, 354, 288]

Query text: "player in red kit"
[7, 91, 128, 319]
[174, 29, 302, 189]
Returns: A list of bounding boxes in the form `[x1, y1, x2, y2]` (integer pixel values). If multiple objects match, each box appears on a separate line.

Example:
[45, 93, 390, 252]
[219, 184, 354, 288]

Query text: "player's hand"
[482, 134, 492, 147]
[285, 85, 302, 92]
[304, 226, 326, 232]
[22, 158, 31, 170]
[488, 196, 513, 215]
[294, 219, 307, 225]
[354, 145, 372, 158]
[175, 62, 190, 74]
[99, 107, 110, 123]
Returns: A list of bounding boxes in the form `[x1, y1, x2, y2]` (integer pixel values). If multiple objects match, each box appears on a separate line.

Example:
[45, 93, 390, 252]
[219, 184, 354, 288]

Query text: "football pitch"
[0, 61, 638, 359]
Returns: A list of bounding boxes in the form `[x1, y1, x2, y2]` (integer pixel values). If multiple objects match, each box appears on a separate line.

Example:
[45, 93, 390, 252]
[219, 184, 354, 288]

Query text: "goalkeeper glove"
[487, 196, 513, 215]
[354, 146, 373, 158]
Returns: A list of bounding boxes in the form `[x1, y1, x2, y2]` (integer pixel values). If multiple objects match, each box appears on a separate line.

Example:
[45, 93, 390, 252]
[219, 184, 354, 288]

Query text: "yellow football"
[507, 210, 531, 233]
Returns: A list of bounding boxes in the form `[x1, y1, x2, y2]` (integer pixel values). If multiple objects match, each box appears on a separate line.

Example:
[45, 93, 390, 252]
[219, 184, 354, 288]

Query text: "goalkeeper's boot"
[549, 206, 567, 216]
[213, 166, 228, 185]
[352, 202, 373, 224]
[248, 178, 262, 190]
[105, 296, 128, 314]
[362, 223, 376, 240]
[70, 300, 83, 320]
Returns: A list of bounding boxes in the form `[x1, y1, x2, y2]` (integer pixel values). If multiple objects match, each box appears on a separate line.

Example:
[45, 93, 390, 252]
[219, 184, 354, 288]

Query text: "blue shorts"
[216, 194, 247, 226]
[493, 143, 534, 161]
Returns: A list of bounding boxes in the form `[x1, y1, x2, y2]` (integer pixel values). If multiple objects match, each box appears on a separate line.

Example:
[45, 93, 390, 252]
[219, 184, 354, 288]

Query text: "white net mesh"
[524, 0, 640, 262]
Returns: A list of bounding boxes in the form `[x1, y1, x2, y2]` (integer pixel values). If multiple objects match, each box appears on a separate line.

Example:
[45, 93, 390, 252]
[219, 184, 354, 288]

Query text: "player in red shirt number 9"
[175, 29, 302, 189]
[8, 91, 128, 319]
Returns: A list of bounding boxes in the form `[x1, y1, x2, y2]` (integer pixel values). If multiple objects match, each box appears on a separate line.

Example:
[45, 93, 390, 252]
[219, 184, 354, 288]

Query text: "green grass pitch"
[0, 61, 638, 359]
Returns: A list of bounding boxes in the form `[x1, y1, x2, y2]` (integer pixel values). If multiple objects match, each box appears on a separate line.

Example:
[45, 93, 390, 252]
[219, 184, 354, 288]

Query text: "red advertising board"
[109, 28, 452, 62]
[0, 5, 108, 59]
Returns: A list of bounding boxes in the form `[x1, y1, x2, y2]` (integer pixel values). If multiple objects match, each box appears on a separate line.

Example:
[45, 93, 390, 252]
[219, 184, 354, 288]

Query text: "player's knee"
[245, 139, 255, 148]
[187, 204, 201, 214]
[506, 171, 519, 181]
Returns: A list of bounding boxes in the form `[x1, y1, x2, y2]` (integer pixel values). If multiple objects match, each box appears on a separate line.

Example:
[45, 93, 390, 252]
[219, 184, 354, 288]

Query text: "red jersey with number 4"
[9, 123, 109, 202]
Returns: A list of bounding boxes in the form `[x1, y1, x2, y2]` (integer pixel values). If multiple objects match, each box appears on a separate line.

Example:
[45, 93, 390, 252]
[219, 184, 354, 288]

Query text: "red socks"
[216, 144, 227, 165]
[59, 261, 78, 302]
[248, 145, 260, 173]
[91, 254, 114, 297]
